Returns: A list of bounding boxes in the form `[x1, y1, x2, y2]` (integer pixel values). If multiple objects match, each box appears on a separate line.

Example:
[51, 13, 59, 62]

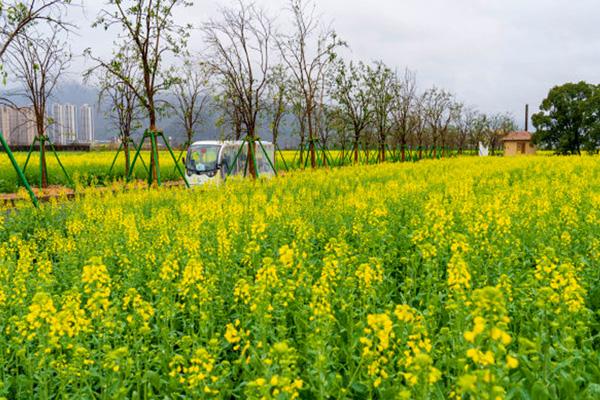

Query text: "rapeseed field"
[1, 156, 599, 399]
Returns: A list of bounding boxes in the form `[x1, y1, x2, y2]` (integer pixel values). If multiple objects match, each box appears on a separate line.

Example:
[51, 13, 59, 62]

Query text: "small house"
[502, 131, 536, 156]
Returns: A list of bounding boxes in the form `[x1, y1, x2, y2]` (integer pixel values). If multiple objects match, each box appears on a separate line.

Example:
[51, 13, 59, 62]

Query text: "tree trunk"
[149, 111, 158, 184]
[299, 136, 305, 166]
[272, 131, 278, 167]
[247, 138, 257, 178]
[401, 139, 406, 162]
[307, 105, 316, 169]
[124, 139, 130, 176]
[379, 141, 386, 163]
[321, 141, 328, 167]
[353, 137, 359, 164]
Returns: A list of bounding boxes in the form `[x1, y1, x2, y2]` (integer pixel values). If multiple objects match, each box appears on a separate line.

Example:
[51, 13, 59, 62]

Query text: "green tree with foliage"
[532, 82, 600, 154]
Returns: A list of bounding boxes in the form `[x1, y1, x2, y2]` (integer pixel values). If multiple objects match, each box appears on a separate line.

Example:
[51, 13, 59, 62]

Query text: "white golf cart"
[183, 140, 276, 186]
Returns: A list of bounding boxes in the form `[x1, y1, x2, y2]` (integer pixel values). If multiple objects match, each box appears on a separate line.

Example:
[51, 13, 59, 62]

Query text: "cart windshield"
[187, 144, 221, 173]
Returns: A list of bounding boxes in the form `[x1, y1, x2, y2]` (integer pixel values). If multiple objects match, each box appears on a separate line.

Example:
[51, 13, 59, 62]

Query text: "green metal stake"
[258, 139, 277, 176]
[111, 139, 140, 175]
[315, 140, 332, 167]
[138, 148, 149, 174]
[249, 137, 260, 178]
[174, 140, 191, 168]
[47, 138, 73, 185]
[149, 131, 161, 186]
[303, 140, 311, 169]
[159, 132, 189, 188]
[108, 141, 123, 174]
[275, 144, 289, 172]
[127, 134, 147, 181]
[0, 132, 39, 207]
[23, 136, 37, 173]
[38, 136, 45, 188]
[243, 142, 250, 177]
[227, 139, 247, 178]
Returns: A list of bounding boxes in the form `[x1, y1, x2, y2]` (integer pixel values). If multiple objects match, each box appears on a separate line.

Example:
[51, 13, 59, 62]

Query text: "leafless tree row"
[201, 0, 517, 167]
[1, 0, 519, 187]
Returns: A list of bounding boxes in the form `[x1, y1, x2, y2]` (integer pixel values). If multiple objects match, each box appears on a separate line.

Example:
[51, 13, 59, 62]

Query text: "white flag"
[478, 142, 489, 156]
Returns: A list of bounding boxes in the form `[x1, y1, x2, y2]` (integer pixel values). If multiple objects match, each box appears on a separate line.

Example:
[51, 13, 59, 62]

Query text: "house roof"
[502, 131, 533, 142]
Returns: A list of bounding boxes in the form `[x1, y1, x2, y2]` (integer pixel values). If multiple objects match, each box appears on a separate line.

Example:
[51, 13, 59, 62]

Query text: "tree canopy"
[532, 81, 600, 154]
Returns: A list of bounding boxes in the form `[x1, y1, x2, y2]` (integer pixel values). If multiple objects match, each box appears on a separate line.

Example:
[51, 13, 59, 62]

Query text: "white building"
[0, 105, 35, 146]
[63, 104, 77, 144]
[51, 103, 78, 144]
[51, 103, 65, 144]
[79, 104, 94, 143]
[0, 106, 10, 143]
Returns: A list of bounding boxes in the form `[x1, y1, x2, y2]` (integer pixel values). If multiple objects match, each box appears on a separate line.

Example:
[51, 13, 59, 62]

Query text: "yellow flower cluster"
[309, 255, 338, 322]
[122, 288, 154, 333]
[50, 293, 91, 340]
[447, 239, 471, 302]
[21, 292, 56, 340]
[458, 286, 518, 400]
[534, 256, 585, 314]
[360, 304, 440, 393]
[246, 341, 303, 399]
[81, 258, 112, 319]
[355, 258, 383, 292]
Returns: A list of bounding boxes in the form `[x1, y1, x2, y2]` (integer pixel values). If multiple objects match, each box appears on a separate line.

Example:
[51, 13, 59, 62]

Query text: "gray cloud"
[68, 0, 600, 128]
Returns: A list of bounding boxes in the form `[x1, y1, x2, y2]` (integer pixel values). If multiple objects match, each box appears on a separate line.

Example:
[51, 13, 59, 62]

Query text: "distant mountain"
[4, 80, 301, 147]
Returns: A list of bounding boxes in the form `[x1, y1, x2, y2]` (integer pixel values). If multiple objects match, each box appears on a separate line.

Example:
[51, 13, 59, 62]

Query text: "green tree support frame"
[127, 129, 190, 188]
[226, 136, 278, 178]
[295, 137, 332, 168]
[274, 143, 289, 172]
[172, 139, 191, 174]
[0, 132, 39, 207]
[109, 138, 149, 175]
[22, 135, 73, 188]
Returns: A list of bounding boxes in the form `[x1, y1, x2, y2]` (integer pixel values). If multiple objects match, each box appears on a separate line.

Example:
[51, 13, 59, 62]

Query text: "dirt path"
[1, 181, 186, 207]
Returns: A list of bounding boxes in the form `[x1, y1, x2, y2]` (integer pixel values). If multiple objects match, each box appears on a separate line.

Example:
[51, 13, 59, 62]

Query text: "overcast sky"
[66, 0, 600, 129]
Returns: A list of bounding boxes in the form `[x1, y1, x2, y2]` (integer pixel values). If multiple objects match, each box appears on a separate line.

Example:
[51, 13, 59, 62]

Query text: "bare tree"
[6, 27, 70, 187]
[85, 0, 193, 184]
[277, 0, 344, 168]
[290, 97, 307, 162]
[265, 64, 288, 149]
[488, 113, 517, 155]
[391, 69, 418, 161]
[172, 60, 209, 149]
[422, 87, 456, 157]
[471, 112, 489, 150]
[202, 0, 272, 178]
[329, 106, 351, 163]
[95, 53, 142, 176]
[213, 78, 244, 141]
[367, 61, 395, 162]
[0, 0, 73, 64]
[411, 95, 427, 159]
[455, 104, 478, 154]
[330, 60, 372, 163]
